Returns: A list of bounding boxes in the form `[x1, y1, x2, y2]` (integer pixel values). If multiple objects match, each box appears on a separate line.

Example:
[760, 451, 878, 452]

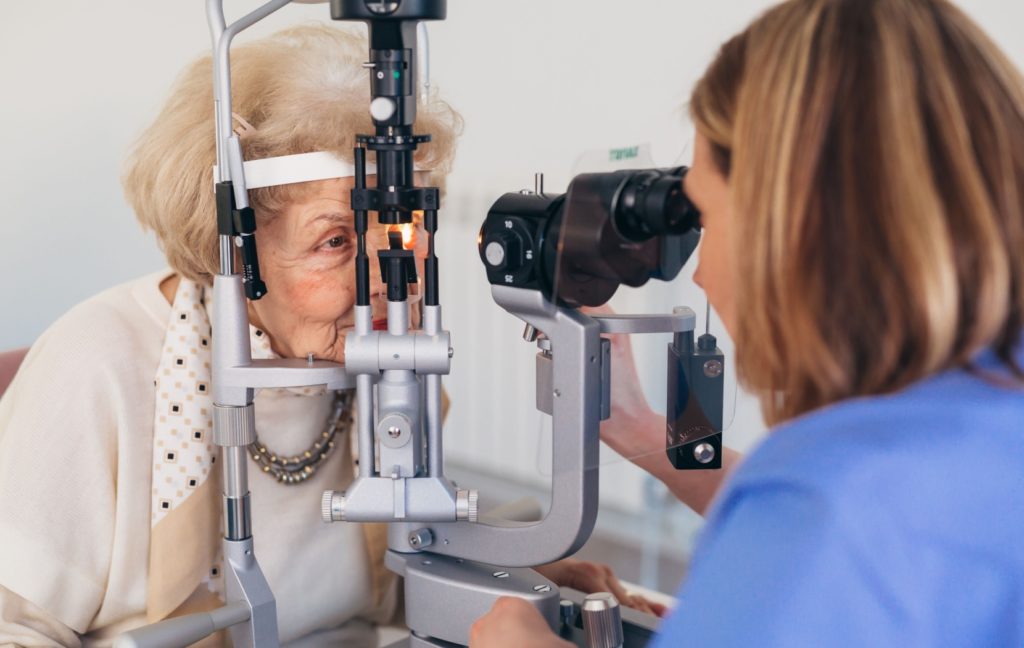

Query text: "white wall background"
[2, 1, 1023, 520]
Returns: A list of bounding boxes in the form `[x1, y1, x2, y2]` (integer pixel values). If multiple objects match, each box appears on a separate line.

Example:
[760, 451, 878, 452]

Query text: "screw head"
[694, 442, 716, 464]
[703, 359, 724, 378]
[387, 426, 402, 439]
[492, 571, 510, 579]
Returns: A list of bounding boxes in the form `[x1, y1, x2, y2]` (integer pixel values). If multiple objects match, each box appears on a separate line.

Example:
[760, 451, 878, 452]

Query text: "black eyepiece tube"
[614, 167, 701, 242]
[424, 209, 438, 306]
[353, 147, 371, 307]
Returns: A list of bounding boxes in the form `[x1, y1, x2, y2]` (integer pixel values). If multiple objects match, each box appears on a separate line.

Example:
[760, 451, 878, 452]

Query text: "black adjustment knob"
[482, 231, 523, 272]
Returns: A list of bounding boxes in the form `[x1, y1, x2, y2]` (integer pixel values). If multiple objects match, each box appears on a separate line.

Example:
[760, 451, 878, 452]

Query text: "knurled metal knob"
[581, 592, 624, 648]
[321, 490, 346, 523]
[456, 489, 479, 522]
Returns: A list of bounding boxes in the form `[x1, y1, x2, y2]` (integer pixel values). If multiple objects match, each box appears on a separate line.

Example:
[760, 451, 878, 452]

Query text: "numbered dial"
[479, 216, 538, 288]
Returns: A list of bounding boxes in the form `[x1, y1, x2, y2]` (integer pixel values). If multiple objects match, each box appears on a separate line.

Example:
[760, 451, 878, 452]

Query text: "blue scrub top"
[654, 346, 1024, 647]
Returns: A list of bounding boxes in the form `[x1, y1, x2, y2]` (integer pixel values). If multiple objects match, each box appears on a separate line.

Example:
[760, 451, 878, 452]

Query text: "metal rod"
[225, 495, 252, 541]
[223, 447, 251, 540]
[387, 299, 410, 337]
[208, 0, 290, 277]
[223, 445, 248, 498]
[424, 305, 443, 476]
[210, 0, 292, 184]
[416, 22, 430, 102]
[219, 234, 235, 276]
[354, 147, 371, 306]
[424, 209, 439, 306]
[355, 305, 374, 478]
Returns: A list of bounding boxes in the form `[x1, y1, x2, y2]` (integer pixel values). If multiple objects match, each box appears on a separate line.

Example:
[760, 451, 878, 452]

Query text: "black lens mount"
[480, 167, 703, 308]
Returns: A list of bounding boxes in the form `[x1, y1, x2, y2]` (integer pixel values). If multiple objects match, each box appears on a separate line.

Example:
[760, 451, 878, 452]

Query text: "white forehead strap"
[213, 151, 428, 189]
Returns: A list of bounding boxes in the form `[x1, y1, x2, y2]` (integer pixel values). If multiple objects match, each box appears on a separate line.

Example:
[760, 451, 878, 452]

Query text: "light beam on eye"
[388, 223, 416, 249]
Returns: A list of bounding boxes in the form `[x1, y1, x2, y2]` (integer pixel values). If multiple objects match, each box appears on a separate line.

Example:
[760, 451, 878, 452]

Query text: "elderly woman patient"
[0, 24, 650, 647]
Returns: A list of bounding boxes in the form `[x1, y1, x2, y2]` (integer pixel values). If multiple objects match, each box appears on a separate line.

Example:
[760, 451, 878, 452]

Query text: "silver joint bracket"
[344, 330, 452, 375]
[223, 537, 279, 648]
[322, 477, 470, 523]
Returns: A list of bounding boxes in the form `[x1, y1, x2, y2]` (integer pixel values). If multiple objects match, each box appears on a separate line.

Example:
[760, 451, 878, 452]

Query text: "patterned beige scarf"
[147, 278, 222, 622]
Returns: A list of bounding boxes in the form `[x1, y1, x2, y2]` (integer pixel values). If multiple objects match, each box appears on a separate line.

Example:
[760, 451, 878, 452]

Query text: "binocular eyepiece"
[612, 167, 702, 242]
[479, 166, 702, 308]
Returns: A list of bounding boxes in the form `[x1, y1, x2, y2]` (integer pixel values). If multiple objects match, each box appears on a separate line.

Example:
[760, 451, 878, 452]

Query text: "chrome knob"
[321, 490, 346, 523]
[581, 592, 624, 648]
[456, 489, 479, 522]
[693, 442, 716, 464]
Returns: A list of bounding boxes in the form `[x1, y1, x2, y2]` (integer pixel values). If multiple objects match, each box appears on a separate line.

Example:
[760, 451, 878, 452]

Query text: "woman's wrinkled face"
[686, 132, 737, 335]
[248, 176, 425, 364]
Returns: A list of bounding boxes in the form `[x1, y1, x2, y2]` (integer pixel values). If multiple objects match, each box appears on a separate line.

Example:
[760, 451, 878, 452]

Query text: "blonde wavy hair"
[691, 0, 1024, 425]
[124, 23, 462, 284]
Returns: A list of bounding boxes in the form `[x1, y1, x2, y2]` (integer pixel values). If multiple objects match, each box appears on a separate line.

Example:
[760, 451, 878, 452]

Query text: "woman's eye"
[325, 236, 346, 249]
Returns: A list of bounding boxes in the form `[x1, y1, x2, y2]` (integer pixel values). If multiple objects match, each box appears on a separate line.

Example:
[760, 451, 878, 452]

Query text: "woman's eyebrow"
[306, 212, 353, 227]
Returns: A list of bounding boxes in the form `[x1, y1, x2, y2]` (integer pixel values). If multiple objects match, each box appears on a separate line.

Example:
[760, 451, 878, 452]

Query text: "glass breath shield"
[479, 165, 737, 473]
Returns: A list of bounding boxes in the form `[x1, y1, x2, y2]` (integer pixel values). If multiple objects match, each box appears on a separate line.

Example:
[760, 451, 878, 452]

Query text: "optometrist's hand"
[534, 559, 667, 617]
[469, 597, 571, 648]
[583, 304, 738, 516]
[581, 305, 664, 461]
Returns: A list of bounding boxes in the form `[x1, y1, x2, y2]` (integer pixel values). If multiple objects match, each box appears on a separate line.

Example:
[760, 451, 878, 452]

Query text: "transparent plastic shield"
[534, 144, 737, 473]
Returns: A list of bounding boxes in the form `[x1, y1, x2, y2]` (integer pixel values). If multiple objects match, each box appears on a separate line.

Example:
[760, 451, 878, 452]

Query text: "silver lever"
[113, 602, 250, 648]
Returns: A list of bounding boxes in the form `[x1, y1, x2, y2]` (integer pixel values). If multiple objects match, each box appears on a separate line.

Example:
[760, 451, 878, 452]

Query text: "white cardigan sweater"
[0, 271, 378, 647]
